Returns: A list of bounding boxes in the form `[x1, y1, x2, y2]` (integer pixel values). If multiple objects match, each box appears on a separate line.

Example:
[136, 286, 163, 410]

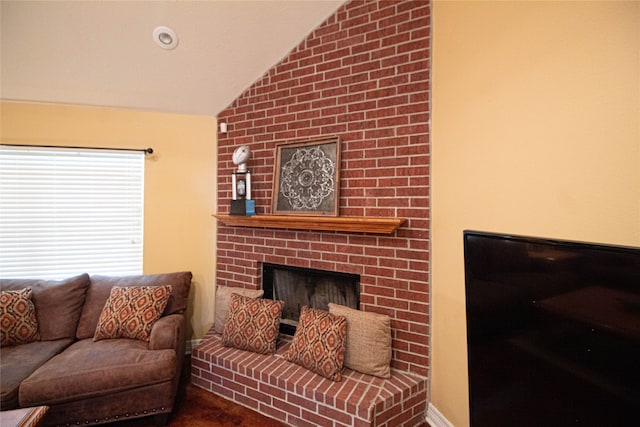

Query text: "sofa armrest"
[149, 313, 184, 351]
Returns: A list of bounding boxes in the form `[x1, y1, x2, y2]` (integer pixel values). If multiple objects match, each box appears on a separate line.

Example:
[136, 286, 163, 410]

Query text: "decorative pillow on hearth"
[285, 306, 347, 381]
[93, 285, 172, 342]
[214, 285, 264, 334]
[221, 293, 284, 355]
[329, 303, 392, 378]
[0, 288, 40, 346]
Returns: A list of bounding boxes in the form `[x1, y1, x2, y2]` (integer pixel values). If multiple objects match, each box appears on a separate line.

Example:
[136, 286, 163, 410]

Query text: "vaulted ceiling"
[0, 0, 345, 116]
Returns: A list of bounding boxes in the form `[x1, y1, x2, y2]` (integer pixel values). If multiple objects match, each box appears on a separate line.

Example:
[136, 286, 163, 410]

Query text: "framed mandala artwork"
[272, 137, 340, 216]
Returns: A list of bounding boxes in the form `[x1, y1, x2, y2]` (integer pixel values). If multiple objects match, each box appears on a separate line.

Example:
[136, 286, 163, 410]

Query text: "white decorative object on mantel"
[230, 145, 254, 215]
[232, 145, 250, 172]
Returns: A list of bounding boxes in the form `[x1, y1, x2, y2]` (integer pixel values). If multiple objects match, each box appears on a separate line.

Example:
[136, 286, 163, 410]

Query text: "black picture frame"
[272, 136, 340, 216]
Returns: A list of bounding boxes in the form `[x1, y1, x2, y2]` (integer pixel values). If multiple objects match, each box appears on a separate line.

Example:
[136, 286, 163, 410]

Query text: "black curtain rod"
[1, 143, 153, 154]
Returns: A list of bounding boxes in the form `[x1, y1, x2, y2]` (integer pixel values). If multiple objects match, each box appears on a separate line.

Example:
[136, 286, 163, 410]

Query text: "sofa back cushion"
[76, 272, 192, 340]
[0, 274, 91, 341]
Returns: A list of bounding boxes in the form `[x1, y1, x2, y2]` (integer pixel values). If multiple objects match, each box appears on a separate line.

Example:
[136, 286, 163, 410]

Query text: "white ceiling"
[0, 0, 345, 117]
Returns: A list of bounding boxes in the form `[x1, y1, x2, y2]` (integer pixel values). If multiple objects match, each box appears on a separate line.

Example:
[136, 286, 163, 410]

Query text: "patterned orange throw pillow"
[285, 306, 347, 381]
[222, 293, 284, 355]
[94, 286, 172, 342]
[0, 288, 40, 346]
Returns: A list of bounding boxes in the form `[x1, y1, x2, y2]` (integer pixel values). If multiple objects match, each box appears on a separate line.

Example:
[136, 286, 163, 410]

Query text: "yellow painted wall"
[0, 100, 218, 341]
[431, 1, 639, 425]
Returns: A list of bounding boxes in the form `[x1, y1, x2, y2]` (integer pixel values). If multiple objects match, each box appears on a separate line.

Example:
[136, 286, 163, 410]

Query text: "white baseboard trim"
[186, 339, 201, 355]
[426, 402, 454, 427]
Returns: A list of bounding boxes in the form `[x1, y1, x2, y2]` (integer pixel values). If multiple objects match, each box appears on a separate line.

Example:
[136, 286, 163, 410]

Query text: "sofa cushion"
[0, 274, 90, 341]
[19, 338, 177, 407]
[0, 339, 72, 409]
[222, 294, 284, 355]
[76, 272, 192, 340]
[285, 306, 347, 381]
[94, 286, 172, 342]
[214, 285, 264, 333]
[328, 303, 392, 378]
[0, 288, 40, 346]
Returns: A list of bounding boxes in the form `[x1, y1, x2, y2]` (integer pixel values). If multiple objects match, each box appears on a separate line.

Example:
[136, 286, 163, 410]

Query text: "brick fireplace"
[214, 0, 430, 379]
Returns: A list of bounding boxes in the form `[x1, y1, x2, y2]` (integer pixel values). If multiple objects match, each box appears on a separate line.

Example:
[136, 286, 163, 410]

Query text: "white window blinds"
[0, 146, 144, 279]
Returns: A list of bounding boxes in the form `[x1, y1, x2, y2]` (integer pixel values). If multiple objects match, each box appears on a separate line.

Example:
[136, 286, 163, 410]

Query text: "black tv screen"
[464, 231, 640, 426]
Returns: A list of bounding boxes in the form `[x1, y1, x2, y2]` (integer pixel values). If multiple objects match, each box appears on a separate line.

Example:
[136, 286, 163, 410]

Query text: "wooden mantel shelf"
[214, 214, 406, 235]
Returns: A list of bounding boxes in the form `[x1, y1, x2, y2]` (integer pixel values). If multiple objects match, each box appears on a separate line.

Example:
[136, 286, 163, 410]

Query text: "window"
[0, 146, 144, 279]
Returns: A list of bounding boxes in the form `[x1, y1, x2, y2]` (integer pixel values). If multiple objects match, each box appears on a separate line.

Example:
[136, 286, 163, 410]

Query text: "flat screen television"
[464, 231, 640, 426]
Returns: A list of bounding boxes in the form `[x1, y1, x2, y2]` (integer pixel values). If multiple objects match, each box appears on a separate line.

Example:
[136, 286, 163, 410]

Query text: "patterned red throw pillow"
[222, 293, 284, 355]
[285, 306, 347, 381]
[0, 288, 40, 346]
[94, 285, 172, 342]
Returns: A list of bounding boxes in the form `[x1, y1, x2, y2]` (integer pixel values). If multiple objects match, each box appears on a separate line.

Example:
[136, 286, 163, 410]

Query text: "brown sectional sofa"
[0, 271, 192, 426]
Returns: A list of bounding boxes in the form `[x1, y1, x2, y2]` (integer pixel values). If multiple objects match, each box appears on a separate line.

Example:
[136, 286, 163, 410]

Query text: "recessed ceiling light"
[153, 26, 178, 50]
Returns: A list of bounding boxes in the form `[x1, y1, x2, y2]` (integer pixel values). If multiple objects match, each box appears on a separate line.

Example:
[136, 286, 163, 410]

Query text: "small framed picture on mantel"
[272, 136, 340, 217]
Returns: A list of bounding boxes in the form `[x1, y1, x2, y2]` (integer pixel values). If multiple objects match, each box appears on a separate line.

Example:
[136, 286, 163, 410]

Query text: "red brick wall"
[216, 0, 430, 376]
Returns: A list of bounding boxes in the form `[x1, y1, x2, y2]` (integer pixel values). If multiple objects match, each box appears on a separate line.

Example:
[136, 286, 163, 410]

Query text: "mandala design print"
[280, 147, 335, 210]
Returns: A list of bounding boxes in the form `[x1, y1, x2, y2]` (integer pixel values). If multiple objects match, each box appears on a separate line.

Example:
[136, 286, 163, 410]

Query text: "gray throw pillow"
[328, 303, 392, 378]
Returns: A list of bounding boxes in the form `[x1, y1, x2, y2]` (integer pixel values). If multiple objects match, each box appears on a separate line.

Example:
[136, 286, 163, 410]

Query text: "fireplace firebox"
[262, 263, 360, 335]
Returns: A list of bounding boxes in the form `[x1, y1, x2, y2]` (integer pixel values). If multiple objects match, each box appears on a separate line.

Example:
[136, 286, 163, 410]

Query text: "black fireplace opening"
[262, 263, 360, 335]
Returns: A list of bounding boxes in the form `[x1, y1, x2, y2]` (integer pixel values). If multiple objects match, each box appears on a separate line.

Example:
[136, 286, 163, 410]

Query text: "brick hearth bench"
[191, 328, 427, 427]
